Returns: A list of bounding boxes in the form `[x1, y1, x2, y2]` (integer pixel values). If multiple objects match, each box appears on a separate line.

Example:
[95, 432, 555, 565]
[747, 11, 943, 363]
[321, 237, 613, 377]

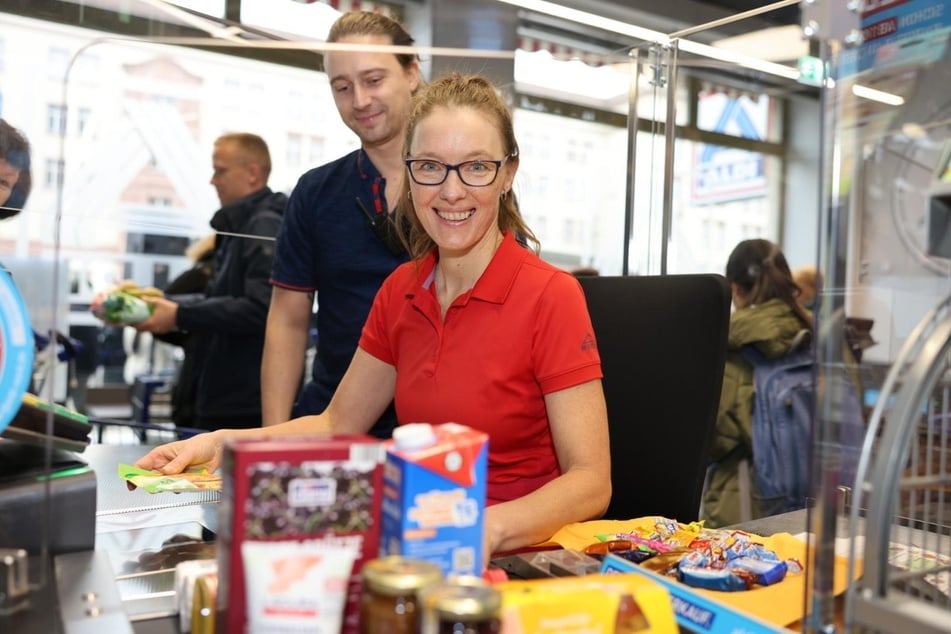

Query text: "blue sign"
[600, 554, 784, 633]
[0, 271, 33, 433]
[849, 0, 951, 75]
[692, 95, 769, 205]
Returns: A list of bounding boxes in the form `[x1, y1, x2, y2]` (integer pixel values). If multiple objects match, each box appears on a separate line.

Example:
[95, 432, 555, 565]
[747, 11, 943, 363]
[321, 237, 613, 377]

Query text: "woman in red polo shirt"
[135, 73, 611, 557]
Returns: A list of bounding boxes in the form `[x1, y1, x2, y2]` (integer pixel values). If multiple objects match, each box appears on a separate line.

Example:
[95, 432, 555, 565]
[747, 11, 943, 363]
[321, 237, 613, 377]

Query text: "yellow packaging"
[497, 574, 677, 633]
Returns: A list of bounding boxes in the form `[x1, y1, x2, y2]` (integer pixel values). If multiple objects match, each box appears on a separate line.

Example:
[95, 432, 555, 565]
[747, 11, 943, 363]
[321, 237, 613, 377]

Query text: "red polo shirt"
[360, 232, 602, 504]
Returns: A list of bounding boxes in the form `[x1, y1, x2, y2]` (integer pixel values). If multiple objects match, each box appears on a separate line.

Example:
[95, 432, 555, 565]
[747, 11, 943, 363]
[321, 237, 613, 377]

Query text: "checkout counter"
[0, 440, 850, 634]
[2, 443, 218, 634]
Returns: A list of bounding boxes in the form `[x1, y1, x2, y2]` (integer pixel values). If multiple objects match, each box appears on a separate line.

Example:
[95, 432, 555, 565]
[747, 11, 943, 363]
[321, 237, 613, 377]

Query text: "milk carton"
[381, 423, 488, 576]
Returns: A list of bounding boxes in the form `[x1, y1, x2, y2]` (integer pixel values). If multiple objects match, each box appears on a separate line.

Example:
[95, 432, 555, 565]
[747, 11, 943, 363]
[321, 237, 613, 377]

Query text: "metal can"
[191, 572, 218, 634]
[361, 556, 444, 633]
[420, 576, 501, 634]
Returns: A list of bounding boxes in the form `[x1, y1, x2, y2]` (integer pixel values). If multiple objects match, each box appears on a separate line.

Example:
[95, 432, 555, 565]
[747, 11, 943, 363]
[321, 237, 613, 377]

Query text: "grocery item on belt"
[361, 556, 443, 634]
[91, 291, 152, 325]
[90, 281, 163, 325]
[496, 574, 678, 634]
[725, 557, 788, 586]
[381, 422, 488, 577]
[582, 517, 802, 593]
[242, 540, 358, 634]
[218, 435, 385, 634]
[119, 463, 222, 492]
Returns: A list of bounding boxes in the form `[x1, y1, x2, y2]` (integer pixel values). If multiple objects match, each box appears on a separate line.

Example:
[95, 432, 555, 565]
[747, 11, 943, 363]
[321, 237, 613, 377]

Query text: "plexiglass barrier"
[6, 0, 947, 631]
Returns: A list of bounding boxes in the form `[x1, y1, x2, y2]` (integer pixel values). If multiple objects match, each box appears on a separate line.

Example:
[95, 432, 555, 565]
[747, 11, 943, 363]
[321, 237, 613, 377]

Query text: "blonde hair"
[394, 73, 540, 260]
[215, 132, 271, 181]
[186, 233, 216, 263]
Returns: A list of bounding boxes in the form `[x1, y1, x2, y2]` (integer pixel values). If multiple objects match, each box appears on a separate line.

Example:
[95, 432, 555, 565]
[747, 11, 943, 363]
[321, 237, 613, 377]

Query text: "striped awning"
[516, 35, 616, 67]
[299, 0, 399, 19]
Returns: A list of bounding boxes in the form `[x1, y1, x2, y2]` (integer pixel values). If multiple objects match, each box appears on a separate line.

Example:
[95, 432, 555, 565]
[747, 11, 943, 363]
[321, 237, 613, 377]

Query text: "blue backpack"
[742, 340, 864, 516]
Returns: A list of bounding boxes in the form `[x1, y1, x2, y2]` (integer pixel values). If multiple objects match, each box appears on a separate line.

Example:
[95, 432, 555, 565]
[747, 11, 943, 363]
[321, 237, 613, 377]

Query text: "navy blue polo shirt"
[271, 149, 407, 436]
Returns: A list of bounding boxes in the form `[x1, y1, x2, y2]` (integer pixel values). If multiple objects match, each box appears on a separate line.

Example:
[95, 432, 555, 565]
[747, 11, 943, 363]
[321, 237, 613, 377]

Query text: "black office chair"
[578, 274, 731, 522]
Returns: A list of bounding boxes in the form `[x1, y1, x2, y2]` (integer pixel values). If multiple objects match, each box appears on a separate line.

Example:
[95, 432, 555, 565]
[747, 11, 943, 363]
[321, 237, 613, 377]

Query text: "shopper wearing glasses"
[136, 72, 611, 557]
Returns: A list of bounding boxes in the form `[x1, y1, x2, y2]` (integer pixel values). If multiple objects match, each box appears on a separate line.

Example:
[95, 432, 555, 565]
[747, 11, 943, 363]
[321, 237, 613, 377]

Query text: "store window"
[697, 88, 783, 143]
[515, 107, 628, 274]
[666, 86, 784, 274]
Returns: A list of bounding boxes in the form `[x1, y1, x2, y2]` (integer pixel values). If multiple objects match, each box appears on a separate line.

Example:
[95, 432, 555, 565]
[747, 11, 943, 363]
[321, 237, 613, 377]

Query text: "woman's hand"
[134, 430, 225, 475]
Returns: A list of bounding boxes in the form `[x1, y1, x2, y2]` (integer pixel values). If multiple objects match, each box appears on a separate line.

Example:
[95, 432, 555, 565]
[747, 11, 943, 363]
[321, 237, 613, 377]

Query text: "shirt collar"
[356, 148, 382, 181]
[409, 231, 525, 305]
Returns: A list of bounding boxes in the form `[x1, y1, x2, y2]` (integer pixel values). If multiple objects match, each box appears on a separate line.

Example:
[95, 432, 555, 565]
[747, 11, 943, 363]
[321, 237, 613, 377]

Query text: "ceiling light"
[498, 0, 668, 45]
[498, 0, 800, 82]
[852, 84, 905, 106]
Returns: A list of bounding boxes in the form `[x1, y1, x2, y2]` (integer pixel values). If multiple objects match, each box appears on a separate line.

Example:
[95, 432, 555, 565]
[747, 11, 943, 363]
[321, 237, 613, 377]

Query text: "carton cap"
[393, 423, 437, 451]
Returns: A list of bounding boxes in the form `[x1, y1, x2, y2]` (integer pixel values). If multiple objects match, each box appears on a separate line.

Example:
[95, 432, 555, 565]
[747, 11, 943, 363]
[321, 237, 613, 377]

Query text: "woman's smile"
[435, 208, 475, 222]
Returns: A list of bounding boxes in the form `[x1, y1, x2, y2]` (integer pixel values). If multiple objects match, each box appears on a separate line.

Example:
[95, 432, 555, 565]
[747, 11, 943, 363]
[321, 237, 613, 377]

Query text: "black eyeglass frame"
[404, 155, 514, 187]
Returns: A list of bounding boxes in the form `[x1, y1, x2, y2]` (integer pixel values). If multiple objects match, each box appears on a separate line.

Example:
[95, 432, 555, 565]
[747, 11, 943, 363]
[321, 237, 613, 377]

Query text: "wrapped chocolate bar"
[725, 557, 788, 586]
[678, 566, 752, 592]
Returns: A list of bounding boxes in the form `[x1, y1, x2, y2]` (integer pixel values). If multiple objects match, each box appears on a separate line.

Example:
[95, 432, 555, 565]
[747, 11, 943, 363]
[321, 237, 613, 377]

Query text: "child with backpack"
[701, 239, 815, 528]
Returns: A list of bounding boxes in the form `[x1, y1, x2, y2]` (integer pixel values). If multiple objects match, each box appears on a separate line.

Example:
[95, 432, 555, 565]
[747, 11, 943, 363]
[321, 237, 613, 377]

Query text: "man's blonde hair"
[216, 132, 271, 182]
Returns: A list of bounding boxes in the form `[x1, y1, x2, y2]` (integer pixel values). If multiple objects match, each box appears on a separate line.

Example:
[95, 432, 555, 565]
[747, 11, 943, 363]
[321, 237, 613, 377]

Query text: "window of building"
[46, 159, 65, 189]
[74, 52, 100, 83]
[77, 107, 92, 135]
[308, 136, 325, 167]
[47, 47, 70, 81]
[286, 134, 302, 168]
[47, 104, 67, 135]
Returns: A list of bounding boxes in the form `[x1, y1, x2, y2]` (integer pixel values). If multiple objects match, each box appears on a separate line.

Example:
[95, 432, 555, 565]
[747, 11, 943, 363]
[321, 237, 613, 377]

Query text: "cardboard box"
[381, 423, 487, 576]
[600, 553, 788, 633]
[217, 435, 384, 634]
[498, 574, 678, 633]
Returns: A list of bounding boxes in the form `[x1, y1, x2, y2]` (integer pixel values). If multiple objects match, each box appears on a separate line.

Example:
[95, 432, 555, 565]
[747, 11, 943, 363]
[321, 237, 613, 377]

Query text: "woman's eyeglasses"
[404, 155, 513, 187]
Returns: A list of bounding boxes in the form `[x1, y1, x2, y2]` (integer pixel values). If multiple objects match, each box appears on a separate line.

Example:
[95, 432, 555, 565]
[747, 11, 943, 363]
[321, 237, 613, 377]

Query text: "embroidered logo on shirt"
[581, 333, 597, 351]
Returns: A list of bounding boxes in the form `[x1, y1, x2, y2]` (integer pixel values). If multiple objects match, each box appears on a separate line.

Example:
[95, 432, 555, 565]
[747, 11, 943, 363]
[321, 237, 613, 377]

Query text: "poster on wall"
[690, 93, 771, 205]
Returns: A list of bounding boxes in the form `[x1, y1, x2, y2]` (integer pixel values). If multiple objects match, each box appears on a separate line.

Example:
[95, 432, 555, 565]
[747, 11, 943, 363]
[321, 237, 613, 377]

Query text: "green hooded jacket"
[702, 298, 808, 528]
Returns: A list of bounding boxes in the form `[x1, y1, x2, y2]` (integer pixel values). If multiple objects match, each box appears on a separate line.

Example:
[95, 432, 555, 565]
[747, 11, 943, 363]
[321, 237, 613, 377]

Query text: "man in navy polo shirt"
[262, 11, 419, 437]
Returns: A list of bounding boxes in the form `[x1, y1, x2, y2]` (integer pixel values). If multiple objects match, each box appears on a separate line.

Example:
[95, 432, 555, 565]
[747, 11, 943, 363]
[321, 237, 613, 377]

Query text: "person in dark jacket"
[155, 233, 216, 428]
[702, 239, 812, 528]
[135, 133, 287, 430]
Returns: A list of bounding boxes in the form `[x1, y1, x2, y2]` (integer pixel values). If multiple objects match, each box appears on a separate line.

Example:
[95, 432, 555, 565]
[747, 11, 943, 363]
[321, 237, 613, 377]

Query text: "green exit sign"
[798, 56, 825, 86]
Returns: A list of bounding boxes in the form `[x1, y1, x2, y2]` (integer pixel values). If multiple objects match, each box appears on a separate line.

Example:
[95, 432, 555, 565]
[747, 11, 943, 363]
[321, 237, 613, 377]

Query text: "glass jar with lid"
[361, 556, 443, 633]
[420, 576, 501, 634]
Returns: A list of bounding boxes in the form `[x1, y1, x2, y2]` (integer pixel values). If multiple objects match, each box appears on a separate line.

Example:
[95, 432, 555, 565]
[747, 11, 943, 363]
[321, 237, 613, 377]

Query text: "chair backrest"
[578, 274, 730, 522]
